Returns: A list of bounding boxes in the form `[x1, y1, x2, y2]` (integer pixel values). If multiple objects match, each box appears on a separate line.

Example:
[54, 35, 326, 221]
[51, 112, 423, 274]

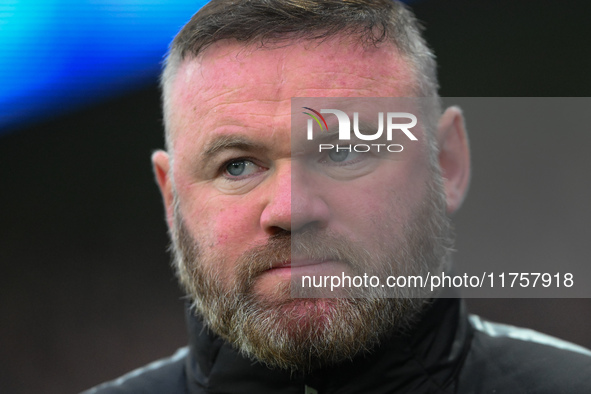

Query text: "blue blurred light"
[0, 0, 417, 134]
[0, 0, 207, 134]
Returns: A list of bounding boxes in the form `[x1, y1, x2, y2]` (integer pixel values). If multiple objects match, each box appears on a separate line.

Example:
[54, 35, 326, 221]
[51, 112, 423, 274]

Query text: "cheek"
[210, 204, 258, 246]
[184, 192, 264, 259]
[331, 160, 431, 238]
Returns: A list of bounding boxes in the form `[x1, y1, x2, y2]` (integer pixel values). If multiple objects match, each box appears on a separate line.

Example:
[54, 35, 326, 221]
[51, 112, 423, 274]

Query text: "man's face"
[154, 38, 455, 371]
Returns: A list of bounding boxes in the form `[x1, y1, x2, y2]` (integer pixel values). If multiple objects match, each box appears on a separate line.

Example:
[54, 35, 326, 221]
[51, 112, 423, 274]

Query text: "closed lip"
[269, 259, 332, 269]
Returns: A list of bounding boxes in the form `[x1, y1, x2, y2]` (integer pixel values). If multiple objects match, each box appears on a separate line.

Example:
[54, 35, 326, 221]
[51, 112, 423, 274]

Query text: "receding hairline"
[163, 36, 421, 149]
[166, 0, 419, 63]
[160, 0, 440, 154]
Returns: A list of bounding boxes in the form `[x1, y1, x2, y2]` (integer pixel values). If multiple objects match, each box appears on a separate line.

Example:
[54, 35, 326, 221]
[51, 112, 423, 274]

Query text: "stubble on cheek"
[168, 168, 454, 372]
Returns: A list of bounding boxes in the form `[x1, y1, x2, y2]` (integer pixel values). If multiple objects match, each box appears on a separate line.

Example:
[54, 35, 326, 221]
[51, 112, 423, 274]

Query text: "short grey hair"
[160, 0, 440, 153]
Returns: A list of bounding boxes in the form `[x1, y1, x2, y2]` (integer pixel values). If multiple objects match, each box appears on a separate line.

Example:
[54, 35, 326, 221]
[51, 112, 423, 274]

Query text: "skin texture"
[152, 37, 470, 313]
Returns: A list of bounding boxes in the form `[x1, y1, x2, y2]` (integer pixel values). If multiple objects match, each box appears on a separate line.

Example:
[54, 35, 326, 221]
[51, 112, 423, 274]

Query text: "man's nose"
[260, 161, 330, 235]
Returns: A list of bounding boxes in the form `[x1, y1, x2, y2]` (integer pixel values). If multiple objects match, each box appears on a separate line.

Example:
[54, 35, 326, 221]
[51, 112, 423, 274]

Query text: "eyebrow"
[201, 135, 267, 162]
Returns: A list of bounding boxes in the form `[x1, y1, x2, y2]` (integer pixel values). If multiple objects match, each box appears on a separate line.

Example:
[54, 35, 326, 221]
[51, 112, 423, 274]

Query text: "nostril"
[266, 225, 290, 236]
[291, 221, 327, 236]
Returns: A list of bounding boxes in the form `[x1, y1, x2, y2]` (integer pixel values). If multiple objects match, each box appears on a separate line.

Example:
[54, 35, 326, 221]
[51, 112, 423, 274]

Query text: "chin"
[276, 298, 347, 335]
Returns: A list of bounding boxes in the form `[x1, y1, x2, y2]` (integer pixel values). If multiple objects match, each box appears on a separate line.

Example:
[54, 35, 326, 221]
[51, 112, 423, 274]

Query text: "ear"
[151, 150, 174, 229]
[436, 107, 471, 214]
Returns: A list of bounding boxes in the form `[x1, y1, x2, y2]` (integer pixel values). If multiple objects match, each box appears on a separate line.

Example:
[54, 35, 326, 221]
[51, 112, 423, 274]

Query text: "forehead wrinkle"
[197, 107, 292, 132]
[186, 102, 290, 134]
[201, 83, 282, 106]
[205, 99, 286, 110]
[200, 88, 239, 105]
[300, 70, 380, 81]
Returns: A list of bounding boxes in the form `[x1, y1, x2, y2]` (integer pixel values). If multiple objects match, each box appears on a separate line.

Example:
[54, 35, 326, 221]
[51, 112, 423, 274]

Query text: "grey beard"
[169, 175, 453, 372]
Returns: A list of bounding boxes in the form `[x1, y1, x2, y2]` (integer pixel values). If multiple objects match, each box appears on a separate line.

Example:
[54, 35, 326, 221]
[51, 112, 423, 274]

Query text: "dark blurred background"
[1, 0, 590, 393]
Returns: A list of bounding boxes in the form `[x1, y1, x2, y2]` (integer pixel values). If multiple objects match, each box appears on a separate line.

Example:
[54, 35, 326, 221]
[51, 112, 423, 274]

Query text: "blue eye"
[328, 149, 350, 162]
[226, 161, 246, 176]
[224, 159, 261, 178]
[326, 147, 362, 164]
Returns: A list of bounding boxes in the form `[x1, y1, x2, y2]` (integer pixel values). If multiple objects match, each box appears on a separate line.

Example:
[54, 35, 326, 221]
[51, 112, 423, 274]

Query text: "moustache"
[236, 230, 376, 283]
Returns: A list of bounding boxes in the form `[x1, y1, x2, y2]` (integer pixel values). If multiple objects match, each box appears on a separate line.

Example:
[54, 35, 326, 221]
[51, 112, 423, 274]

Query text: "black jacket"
[84, 298, 591, 393]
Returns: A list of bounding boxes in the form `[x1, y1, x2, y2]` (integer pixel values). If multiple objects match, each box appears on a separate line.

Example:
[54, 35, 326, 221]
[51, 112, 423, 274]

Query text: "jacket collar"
[184, 297, 471, 394]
